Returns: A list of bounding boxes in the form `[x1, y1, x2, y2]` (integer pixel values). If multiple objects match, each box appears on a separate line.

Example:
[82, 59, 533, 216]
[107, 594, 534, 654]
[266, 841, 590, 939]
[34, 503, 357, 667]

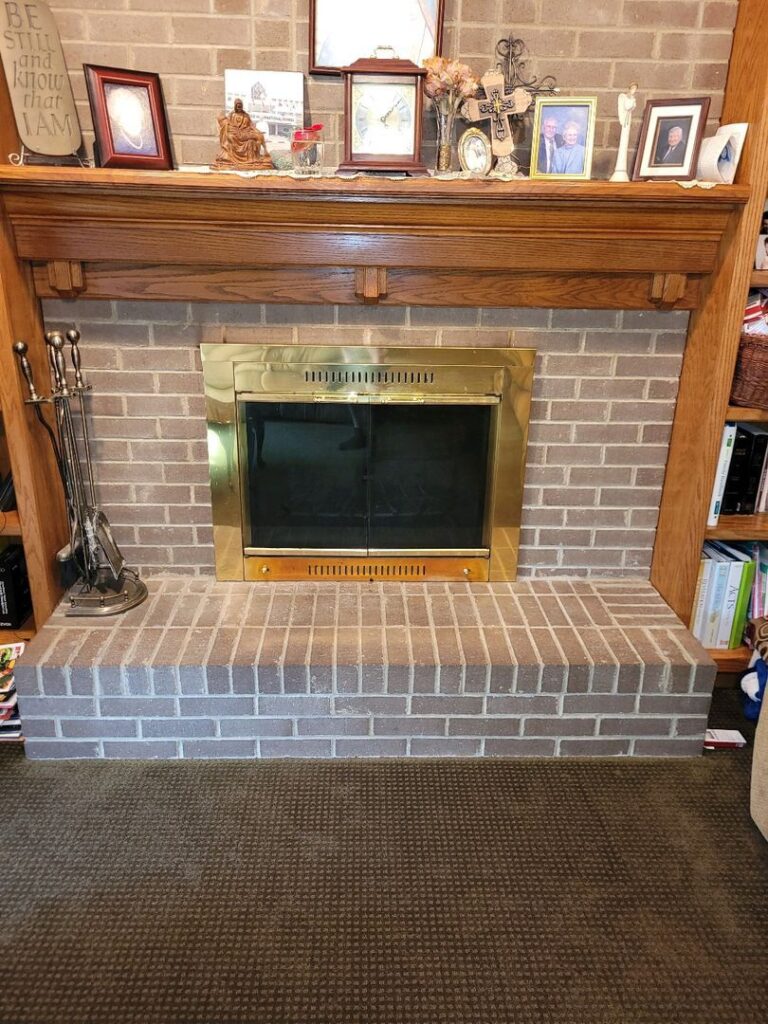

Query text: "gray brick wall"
[42, 301, 689, 580]
[47, 0, 736, 176]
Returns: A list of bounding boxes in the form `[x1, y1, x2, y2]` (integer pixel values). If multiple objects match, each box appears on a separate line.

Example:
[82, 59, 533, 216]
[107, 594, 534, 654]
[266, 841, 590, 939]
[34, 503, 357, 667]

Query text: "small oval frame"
[457, 127, 492, 177]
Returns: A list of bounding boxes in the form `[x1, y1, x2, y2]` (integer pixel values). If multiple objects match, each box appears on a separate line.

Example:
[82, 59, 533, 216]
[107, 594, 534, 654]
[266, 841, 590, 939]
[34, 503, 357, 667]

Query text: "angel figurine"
[610, 83, 638, 182]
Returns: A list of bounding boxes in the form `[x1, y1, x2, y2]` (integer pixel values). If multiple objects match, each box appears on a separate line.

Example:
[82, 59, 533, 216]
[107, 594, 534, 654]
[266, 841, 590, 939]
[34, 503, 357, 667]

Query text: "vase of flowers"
[424, 57, 479, 173]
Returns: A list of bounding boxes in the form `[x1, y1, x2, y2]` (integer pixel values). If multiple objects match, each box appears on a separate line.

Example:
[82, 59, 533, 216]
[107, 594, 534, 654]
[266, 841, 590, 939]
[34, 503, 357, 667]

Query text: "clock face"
[351, 75, 417, 157]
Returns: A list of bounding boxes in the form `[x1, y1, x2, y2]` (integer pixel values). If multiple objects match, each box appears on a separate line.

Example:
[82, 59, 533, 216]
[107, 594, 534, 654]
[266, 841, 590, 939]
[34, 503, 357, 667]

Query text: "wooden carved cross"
[462, 70, 532, 158]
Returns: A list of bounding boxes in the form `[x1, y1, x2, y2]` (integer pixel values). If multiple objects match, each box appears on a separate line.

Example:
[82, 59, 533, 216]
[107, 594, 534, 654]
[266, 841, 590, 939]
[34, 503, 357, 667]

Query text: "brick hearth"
[15, 577, 715, 760]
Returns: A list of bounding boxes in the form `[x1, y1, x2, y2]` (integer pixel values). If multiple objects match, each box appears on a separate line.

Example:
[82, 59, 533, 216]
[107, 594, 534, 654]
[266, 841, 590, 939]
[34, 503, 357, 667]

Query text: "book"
[0, 711, 21, 739]
[707, 422, 737, 526]
[704, 729, 747, 749]
[701, 543, 732, 647]
[721, 426, 755, 515]
[715, 558, 743, 649]
[740, 424, 768, 514]
[711, 541, 758, 648]
[691, 555, 713, 640]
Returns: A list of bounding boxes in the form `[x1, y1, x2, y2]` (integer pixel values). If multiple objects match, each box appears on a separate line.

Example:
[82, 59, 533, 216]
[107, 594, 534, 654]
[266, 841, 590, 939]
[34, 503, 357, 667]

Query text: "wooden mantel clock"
[338, 57, 428, 176]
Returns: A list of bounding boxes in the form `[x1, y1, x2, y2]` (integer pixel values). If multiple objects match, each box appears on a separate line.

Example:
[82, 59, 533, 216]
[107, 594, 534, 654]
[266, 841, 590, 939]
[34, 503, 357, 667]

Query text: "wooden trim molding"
[0, 167, 748, 310]
[46, 260, 85, 298]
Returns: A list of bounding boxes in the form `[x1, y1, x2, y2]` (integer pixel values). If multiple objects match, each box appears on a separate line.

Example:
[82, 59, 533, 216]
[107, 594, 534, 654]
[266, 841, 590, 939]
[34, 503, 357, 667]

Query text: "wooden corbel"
[46, 260, 85, 299]
[355, 266, 388, 305]
[650, 272, 687, 310]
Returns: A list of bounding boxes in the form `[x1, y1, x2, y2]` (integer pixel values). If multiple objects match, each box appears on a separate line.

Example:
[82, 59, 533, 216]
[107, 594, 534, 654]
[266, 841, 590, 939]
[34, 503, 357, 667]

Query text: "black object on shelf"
[0, 472, 15, 513]
[0, 544, 31, 629]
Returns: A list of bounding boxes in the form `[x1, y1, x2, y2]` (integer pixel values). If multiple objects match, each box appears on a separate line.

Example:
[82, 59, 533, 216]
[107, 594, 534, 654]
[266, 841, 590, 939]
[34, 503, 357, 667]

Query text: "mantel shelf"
[0, 167, 749, 310]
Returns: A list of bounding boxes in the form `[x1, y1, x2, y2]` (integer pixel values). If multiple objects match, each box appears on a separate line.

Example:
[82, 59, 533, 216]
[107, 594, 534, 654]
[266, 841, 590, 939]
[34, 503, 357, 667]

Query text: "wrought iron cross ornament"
[462, 71, 532, 158]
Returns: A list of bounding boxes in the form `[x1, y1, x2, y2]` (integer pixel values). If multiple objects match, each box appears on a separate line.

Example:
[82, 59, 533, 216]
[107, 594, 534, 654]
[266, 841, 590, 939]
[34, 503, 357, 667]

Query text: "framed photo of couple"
[632, 97, 710, 181]
[529, 98, 597, 180]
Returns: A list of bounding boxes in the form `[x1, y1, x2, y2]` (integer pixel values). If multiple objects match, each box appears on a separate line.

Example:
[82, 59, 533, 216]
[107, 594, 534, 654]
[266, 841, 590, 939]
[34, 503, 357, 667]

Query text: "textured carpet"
[0, 699, 766, 1024]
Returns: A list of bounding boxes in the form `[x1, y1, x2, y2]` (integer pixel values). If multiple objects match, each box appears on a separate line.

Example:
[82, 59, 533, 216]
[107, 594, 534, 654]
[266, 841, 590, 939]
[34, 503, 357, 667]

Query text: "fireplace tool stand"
[13, 330, 148, 616]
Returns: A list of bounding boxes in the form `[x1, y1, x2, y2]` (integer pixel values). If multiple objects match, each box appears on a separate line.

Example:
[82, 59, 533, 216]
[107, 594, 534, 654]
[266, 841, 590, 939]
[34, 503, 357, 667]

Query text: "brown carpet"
[0, 695, 766, 1024]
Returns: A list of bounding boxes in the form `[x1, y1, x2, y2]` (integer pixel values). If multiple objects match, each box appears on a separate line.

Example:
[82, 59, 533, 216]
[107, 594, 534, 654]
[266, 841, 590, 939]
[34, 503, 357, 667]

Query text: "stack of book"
[708, 422, 768, 524]
[692, 542, 765, 649]
[0, 643, 23, 740]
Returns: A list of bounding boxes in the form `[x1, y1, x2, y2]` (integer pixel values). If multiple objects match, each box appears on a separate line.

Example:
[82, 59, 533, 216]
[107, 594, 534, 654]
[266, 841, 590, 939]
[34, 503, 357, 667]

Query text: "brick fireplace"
[11, 299, 717, 760]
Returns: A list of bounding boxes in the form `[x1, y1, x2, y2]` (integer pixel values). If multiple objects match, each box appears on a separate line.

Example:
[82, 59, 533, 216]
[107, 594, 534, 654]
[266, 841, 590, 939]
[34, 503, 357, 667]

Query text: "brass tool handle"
[45, 331, 69, 396]
[12, 341, 40, 402]
[66, 328, 85, 389]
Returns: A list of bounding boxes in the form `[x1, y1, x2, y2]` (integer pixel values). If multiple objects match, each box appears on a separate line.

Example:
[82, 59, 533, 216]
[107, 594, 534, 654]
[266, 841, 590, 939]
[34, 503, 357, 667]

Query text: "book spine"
[703, 561, 731, 648]
[721, 427, 753, 516]
[691, 558, 712, 642]
[715, 561, 743, 649]
[729, 559, 756, 648]
[741, 435, 768, 515]
[707, 423, 737, 526]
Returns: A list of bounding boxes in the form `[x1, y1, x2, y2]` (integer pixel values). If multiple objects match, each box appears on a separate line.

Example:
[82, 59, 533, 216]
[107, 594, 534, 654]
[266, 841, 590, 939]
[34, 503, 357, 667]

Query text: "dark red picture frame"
[84, 64, 174, 170]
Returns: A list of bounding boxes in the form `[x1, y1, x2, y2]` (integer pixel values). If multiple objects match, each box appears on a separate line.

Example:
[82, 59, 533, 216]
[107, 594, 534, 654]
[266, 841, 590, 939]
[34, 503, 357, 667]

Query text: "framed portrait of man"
[528, 97, 597, 180]
[632, 97, 710, 181]
[309, 0, 444, 75]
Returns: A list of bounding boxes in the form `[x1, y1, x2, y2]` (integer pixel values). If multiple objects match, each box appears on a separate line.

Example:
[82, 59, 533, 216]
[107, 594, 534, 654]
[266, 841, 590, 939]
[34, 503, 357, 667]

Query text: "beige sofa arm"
[752, 704, 768, 840]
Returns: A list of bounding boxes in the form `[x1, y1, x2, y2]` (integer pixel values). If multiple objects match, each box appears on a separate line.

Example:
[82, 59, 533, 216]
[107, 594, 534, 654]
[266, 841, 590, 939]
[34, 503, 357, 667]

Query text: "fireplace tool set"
[13, 330, 147, 616]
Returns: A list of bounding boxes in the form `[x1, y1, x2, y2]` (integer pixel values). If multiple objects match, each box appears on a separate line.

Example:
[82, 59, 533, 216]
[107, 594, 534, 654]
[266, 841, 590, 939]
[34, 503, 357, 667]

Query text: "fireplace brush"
[13, 330, 147, 616]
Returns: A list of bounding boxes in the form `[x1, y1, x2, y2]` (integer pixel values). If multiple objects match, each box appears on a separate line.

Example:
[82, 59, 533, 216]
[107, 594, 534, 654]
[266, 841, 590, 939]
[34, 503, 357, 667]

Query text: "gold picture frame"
[529, 96, 597, 181]
[457, 128, 492, 177]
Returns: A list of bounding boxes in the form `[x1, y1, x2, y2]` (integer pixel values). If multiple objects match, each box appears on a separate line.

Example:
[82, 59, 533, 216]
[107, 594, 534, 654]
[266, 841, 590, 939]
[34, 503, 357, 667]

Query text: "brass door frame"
[202, 345, 535, 582]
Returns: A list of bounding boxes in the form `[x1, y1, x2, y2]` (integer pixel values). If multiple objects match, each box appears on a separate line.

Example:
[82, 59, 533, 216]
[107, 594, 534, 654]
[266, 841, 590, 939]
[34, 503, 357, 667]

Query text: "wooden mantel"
[0, 167, 749, 310]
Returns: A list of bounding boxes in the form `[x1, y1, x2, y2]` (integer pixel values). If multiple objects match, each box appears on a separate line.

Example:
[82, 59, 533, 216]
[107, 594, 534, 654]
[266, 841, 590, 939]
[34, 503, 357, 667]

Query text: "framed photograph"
[632, 97, 710, 181]
[529, 97, 597, 181]
[756, 235, 768, 272]
[84, 64, 173, 170]
[458, 127, 492, 177]
[224, 69, 303, 170]
[310, 0, 444, 75]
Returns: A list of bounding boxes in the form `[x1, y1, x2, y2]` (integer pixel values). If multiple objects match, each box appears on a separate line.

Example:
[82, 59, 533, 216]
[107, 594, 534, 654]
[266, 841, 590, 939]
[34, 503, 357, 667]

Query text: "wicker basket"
[731, 333, 768, 411]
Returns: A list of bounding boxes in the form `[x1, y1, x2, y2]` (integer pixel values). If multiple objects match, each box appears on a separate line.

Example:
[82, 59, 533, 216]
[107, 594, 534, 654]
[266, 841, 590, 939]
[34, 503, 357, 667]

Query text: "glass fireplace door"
[240, 398, 493, 554]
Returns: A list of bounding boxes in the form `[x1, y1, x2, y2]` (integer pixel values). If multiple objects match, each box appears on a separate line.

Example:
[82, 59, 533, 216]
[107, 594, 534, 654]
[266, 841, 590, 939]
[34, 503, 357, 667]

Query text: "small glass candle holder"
[291, 124, 324, 175]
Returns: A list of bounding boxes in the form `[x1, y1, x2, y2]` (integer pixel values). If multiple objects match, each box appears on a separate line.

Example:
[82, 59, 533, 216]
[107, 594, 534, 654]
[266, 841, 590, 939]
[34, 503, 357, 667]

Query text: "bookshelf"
[650, 0, 768, 675]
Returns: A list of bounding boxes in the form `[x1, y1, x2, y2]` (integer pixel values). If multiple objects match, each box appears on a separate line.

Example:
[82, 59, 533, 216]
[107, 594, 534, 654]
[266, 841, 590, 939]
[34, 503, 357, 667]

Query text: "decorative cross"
[462, 70, 532, 158]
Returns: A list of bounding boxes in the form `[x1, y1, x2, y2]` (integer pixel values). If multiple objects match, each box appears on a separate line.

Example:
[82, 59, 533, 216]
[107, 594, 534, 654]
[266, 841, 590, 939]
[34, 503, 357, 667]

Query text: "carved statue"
[211, 99, 274, 171]
[610, 83, 638, 183]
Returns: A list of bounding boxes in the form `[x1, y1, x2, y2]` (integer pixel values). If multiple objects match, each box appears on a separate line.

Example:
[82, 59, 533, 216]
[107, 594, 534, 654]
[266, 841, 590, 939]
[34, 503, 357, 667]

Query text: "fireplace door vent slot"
[308, 562, 427, 578]
[305, 369, 436, 386]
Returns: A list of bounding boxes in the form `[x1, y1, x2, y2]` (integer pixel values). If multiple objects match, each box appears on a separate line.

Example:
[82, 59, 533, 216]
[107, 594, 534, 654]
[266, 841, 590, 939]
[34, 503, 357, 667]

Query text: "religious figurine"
[211, 99, 274, 171]
[462, 70, 532, 175]
[610, 83, 638, 183]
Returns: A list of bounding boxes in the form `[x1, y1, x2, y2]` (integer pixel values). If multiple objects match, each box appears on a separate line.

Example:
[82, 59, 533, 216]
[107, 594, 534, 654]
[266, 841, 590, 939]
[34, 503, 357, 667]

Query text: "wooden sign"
[0, 0, 81, 157]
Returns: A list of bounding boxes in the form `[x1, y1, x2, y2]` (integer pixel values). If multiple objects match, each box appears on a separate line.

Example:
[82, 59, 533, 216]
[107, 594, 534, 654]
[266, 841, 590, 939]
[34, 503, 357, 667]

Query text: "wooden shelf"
[0, 509, 21, 536]
[727, 405, 768, 421]
[709, 646, 752, 673]
[750, 270, 768, 287]
[0, 166, 748, 310]
[0, 615, 35, 644]
[705, 514, 768, 540]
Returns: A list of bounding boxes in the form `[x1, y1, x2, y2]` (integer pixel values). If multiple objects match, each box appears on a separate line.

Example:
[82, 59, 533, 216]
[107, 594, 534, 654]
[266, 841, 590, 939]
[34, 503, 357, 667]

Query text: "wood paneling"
[651, 0, 768, 623]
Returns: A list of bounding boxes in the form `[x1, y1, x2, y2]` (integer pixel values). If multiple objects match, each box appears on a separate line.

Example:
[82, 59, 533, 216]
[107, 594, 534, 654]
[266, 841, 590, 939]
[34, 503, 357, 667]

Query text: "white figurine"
[610, 83, 638, 182]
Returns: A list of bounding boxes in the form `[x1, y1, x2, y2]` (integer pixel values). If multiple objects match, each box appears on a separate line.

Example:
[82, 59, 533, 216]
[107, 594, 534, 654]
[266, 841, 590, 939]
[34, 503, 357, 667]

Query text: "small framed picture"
[529, 97, 597, 180]
[84, 64, 173, 170]
[458, 128, 492, 177]
[632, 97, 710, 181]
[310, 0, 444, 75]
[756, 235, 768, 272]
